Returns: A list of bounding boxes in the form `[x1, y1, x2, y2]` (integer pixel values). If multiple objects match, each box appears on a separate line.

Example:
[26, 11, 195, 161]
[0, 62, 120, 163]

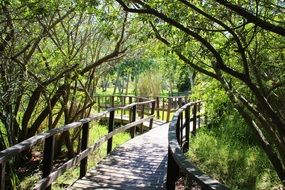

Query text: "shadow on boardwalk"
[68, 121, 169, 190]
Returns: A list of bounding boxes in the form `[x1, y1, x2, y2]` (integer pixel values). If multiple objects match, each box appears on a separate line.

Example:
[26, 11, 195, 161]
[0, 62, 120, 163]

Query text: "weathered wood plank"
[69, 121, 169, 189]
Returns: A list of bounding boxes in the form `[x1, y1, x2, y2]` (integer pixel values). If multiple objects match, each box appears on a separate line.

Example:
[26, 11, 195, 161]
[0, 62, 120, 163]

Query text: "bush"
[137, 72, 161, 97]
[190, 78, 230, 125]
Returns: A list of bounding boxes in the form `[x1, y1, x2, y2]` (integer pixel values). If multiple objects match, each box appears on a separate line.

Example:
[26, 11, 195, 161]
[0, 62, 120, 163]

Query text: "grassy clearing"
[19, 123, 130, 189]
[187, 113, 283, 190]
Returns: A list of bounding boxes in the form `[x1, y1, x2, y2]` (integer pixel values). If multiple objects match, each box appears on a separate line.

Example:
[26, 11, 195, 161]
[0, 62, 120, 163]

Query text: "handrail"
[0, 99, 156, 190]
[167, 101, 228, 190]
[33, 115, 154, 190]
[94, 95, 189, 122]
[0, 110, 110, 163]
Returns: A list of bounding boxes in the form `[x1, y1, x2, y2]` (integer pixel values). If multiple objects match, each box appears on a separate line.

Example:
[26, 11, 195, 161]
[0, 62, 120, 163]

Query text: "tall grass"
[187, 113, 282, 190]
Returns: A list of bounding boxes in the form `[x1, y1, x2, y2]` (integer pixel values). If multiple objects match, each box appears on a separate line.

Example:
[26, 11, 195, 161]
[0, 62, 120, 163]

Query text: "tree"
[115, 0, 285, 183]
[0, 0, 133, 187]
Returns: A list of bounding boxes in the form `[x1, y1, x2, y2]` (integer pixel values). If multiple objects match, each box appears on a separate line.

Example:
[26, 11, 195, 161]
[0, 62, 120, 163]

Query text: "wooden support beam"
[80, 122, 89, 178]
[0, 163, 5, 190]
[130, 105, 137, 138]
[42, 135, 55, 190]
[149, 101, 155, 129]
[107, 110, 115, 154]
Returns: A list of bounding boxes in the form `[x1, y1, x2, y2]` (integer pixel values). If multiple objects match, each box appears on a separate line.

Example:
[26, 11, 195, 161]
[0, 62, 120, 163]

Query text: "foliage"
[176, 64, 192, 92]
[1, 0, 284, 188]
[115, 0, 285, 183]
[137, 71, 161, 97]
[101, 38, 195, 96]
[188, 113, 282, 190]
[104, 58, 156, 95]
[0, 1, 133, 187]
[191, 76, 229, 124]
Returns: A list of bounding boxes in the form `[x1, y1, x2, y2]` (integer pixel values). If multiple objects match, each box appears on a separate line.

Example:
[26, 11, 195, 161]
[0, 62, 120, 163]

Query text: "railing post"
[110, 96, 115, 107]
[123, 96, 126, 114]
[107, 110, 115, 154]
[80, 122, 89, 178]
[103, 96, 106, 109]
[176, 114, 181, 144]
[97, 96, 101, 112]
[178, 97, 182, 107]
[130, 105, 136, 138]
[128, 97, 132, 121]
[156, 97, 160, 119]
[149, 101, 155, 129]
[0, 163, 5, 190]
[162, 98, 165, 121]
[184, 106, 190, 152]
[166, 97, 172, 122]
[140, 104, 145, 134]
[198, 102, 201, 128]
[120, 96, 123, 117]
[167, 147, 179, 190]
[192, 104, 197, 136]
[172, 97, 176, 109]
[179, 112, 183, 146]
[42, 135, 55, 190]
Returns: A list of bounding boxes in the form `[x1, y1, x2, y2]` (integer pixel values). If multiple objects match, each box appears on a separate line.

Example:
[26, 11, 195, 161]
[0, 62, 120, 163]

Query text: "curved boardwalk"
[69, 120, 168, 190]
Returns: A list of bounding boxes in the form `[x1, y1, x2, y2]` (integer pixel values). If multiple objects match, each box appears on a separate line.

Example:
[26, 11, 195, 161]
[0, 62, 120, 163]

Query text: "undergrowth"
[187, 113, 283, 190]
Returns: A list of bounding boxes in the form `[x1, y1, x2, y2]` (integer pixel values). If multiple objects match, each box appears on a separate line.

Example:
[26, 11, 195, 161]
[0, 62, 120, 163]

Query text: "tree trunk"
[125, 74, 130, 95]
[113, 74, 120, 95]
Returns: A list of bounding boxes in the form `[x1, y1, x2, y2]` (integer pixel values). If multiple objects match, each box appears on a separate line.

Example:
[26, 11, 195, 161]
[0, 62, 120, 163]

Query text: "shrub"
[137, 72, 161, 97]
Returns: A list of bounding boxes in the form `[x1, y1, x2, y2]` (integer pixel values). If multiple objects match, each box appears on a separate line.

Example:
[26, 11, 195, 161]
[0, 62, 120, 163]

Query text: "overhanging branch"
[215, 0, 285, 36]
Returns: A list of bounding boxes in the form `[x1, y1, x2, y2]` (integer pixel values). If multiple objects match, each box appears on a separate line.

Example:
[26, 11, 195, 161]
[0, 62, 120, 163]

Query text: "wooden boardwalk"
[69, 120, 168, 189]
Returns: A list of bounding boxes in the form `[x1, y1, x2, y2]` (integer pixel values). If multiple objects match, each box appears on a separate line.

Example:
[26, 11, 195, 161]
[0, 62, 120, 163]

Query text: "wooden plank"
[69, 121, 168, 189]
[33, 115, 155, 189]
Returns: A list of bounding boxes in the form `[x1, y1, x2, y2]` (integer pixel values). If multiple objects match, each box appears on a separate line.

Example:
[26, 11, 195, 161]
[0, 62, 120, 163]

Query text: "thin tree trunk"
[113, 74, 120, 95]
[125, 74, 130, 95]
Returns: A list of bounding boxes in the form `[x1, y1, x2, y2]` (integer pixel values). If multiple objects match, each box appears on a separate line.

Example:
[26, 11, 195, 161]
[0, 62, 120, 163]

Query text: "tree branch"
[178, 0, 250, 79]
[215, 0, 285, 36]
[149, 22, 219, 80]
[116, 0, 248, 82]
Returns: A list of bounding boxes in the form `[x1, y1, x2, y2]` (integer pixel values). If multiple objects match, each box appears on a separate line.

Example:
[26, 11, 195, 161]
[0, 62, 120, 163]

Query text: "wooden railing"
[167, 101, 228, 190]
[94, 95, 188, 122]
[0, 99, 155, 190]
